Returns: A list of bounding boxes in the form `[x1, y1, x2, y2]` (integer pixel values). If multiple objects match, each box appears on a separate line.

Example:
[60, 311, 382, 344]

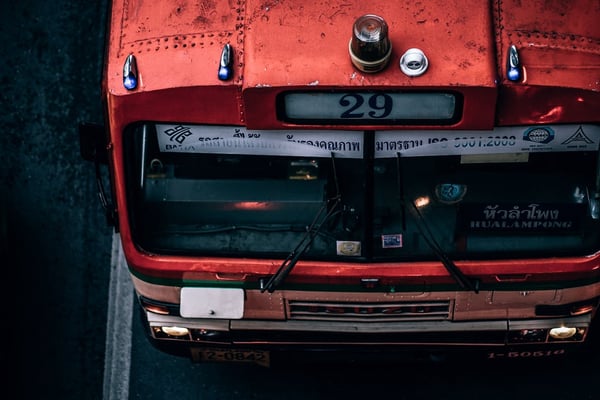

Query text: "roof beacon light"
[123, 54, 138, 90]
[349, 14, 391, 73]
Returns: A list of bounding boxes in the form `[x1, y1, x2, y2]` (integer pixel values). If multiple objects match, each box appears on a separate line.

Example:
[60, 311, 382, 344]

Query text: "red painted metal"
[102, 0, 600, 284]
[493, 0, 600, 125]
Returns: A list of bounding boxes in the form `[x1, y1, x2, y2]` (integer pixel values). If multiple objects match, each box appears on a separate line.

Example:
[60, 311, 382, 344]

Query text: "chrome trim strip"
[230, 319, 507, 333]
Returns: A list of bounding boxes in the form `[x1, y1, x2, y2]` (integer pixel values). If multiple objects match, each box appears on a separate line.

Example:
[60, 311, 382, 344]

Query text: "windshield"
[124, 123, 600, 261]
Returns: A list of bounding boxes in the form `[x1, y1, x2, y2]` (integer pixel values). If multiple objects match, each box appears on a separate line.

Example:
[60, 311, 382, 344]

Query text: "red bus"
[81, 0, 600, 366]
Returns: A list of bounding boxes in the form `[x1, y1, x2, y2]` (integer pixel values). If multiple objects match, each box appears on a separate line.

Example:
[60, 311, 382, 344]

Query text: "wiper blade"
[260, 197, 340, 293]
[261, 153, 341, 293]
[409, 201, 480, 293]
[396, 153, 479, 294]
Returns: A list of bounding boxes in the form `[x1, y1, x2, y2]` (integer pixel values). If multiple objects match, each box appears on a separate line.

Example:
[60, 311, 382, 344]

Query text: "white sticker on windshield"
[375, 125, 600, 158]
[155, 124, 599, 159]
[155, 125, 364, 159]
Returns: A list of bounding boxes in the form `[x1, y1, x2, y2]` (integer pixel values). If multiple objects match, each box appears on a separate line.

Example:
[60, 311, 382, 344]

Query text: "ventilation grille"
[288, 300, 451, 322]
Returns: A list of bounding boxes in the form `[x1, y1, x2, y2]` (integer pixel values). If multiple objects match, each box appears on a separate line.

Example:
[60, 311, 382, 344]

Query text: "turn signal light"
[123, 54, 138, 90]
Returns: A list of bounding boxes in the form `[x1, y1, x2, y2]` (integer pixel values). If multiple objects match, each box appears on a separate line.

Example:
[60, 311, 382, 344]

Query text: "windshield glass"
[124, 123, 600, 261]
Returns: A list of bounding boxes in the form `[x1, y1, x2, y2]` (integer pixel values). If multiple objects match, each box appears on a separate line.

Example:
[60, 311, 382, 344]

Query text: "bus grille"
[288, 300, 451, 322]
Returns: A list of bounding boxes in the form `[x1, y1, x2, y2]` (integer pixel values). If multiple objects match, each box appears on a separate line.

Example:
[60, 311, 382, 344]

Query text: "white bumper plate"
[180, 287, 244, 319]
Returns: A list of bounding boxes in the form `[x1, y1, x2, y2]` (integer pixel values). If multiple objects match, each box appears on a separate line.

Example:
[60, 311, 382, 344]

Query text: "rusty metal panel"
[493, 0, 600, 125]
[242, 0, 496, 87]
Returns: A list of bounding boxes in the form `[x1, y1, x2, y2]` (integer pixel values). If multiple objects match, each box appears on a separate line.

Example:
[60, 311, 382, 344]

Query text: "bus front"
[94, 0, 600, 365]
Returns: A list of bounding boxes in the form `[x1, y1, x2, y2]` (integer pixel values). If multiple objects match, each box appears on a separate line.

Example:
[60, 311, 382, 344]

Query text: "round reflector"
[400, 48, 429, 77]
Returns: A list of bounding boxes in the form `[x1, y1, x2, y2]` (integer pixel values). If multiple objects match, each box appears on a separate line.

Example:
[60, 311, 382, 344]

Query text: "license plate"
[191, 348, 270, 367]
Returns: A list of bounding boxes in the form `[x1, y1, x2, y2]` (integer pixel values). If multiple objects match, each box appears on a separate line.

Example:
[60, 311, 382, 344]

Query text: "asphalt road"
[1, 1, 598, 399]
[1, 1, 112, 398]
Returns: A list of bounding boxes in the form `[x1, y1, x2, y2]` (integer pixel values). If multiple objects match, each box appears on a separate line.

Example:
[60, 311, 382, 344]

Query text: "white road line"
[103, 233, 134, 400]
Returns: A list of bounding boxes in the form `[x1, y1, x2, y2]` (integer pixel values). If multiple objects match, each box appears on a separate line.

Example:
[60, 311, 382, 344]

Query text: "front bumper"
[144, 311, 592, 361]
[134, 281, 599, 363]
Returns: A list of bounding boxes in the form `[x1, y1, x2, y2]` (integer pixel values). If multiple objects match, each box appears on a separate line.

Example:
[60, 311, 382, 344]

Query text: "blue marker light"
[506, 45, 522, 82]
[218, 44, 233, 81]
[123, 54, 138, 90]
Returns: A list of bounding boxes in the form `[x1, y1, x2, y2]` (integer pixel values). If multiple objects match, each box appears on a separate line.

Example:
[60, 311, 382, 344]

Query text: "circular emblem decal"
[435, 183, 467, 204]
[523, 127, 554, 144]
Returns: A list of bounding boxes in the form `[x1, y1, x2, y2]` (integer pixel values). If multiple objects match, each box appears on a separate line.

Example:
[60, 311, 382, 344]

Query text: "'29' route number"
[340, 93, 393, 119]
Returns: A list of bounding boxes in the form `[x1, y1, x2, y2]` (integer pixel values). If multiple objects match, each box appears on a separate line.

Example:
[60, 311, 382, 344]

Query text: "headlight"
[548, 326, 577, 340]
[152, 326, 190, 340]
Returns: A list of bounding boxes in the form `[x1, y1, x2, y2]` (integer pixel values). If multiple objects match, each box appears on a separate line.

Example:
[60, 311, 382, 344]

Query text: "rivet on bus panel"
[123, 54, 138, 90]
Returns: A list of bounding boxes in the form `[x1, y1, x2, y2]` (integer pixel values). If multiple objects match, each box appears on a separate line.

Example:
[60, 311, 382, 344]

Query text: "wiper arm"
[396, 153, 479, 294]
[261, 153, 341, 293]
